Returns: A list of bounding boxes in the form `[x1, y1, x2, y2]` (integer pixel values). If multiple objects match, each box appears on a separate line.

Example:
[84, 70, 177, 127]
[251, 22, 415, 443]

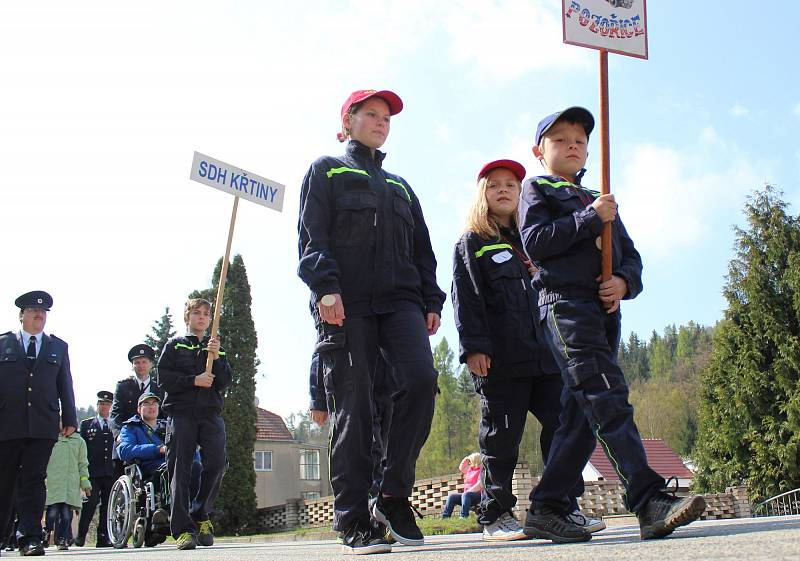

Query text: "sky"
[2, 1, 799, 419]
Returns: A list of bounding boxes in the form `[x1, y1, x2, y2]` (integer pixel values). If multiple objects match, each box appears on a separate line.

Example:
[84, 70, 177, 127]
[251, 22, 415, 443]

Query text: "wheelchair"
[107, 462, 170, 549]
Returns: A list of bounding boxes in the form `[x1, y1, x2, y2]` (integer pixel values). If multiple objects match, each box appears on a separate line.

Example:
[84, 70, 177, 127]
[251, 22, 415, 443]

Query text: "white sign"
[562, 0, 648, 60]
[189, 151, 285, 212]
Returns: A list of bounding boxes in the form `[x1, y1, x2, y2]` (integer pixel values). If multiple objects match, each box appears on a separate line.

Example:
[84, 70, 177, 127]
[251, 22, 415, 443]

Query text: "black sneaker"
[371, 496, 424, 546]
[638, 480, 706, 540]
[341, 519, 392, 555]
[523, 505, 592, 543]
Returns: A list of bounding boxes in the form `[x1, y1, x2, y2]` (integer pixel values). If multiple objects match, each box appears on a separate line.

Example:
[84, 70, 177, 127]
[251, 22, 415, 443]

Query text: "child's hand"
[592, 194, 617, 223]
[467, 352, 491, 377]
[426, 313, 441, 336]
[206, 337, 221, 359]
[318, 293, 346, 326]
[310, 409, 329, 426]
[194, 372, 215, 388]
[597, 275, 628, 313]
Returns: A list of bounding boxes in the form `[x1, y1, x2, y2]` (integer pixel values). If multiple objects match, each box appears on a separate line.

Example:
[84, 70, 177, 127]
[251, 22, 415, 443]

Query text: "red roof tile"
[256, 407, 294, 441]
[588, 439, 693, 481]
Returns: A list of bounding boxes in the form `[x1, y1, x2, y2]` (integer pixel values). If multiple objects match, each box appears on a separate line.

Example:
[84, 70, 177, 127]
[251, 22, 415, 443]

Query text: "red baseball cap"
[340, 89, 403, 121]
[477, 159, 526, 182]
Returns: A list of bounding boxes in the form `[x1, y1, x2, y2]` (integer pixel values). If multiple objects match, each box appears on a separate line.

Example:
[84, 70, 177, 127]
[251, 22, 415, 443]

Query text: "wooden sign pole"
[599, 49, 612, 282]
[204, 195, 240, 375]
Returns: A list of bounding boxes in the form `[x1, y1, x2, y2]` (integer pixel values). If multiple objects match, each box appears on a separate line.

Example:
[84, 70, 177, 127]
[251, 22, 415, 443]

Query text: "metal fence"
[754, 488, 800, 516]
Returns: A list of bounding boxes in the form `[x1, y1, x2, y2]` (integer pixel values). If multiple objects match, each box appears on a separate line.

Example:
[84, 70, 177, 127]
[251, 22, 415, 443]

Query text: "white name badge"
[492, 251, 513, 264]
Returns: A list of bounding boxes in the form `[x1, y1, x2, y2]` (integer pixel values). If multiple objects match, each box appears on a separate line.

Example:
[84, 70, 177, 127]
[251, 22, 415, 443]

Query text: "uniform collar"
[346, 140, 386, 168]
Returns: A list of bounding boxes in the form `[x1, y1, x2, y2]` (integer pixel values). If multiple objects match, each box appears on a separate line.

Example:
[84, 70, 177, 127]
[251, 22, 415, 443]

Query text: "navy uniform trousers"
[0, 439, 55, 547]
[476, 373, 584, 524]
[319, 310, 437, 532]
[166, 412, 227, 538]
[533, 298, 663, 514]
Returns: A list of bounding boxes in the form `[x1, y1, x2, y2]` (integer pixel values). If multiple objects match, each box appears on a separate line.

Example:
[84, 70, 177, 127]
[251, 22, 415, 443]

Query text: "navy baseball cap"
[137, 392, 161, 407]
[534, 107, 595, 146]
[15, 290, 53, 311]
[97, 390, 114, 403]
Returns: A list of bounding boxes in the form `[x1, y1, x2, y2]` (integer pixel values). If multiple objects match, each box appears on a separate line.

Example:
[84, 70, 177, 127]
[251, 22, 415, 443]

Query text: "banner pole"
[205, 195, 239, 375]
[599, 49, 612, 282]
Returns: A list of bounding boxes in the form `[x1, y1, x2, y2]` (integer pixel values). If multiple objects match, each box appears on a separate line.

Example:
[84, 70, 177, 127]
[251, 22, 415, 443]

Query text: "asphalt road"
[19, 515, 800, 561]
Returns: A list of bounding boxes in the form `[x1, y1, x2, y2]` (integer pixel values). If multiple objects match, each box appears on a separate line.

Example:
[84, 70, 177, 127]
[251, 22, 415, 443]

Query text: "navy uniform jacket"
[298, 140, 446, 317]
[518, 175, 643, 302]
[452, 228, 558, 381]
[110, 376, 165, 430]
[0, 331, 77, 440]
[157, 335, 232, 416]
[79, 416, 115, 478]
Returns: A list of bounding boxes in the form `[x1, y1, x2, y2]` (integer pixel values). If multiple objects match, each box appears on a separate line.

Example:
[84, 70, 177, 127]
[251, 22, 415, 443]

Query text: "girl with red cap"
[451, 160, 604, 542]
[298, 89, 445, 554]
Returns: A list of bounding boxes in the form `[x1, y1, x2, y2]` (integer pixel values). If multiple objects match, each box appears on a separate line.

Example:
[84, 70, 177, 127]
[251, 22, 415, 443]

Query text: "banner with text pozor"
[190, 151, 285, 212]
[562, 0, 648, 59]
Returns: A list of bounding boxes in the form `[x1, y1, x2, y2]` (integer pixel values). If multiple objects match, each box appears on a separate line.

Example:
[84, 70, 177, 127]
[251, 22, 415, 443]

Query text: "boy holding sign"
[518, 107, 706, 541]
[157, 298, 232, 550]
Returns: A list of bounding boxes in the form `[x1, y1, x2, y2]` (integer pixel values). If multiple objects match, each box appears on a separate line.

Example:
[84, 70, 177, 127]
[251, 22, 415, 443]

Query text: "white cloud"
[443, 0, 591, 81]
[615, 132, 761, 260]
[730, 103, 749, 117]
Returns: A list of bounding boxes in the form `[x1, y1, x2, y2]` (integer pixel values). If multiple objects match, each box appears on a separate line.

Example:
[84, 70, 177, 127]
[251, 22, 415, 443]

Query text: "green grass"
[417, 515, 481, 535]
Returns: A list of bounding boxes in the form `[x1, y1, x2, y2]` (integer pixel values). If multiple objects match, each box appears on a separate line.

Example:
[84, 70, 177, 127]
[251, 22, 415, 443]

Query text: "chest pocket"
[486, 260, 529, 312]
[333, 190, 377, 247]
[392, 191, 414, 258]
[0, 349, 19, 363]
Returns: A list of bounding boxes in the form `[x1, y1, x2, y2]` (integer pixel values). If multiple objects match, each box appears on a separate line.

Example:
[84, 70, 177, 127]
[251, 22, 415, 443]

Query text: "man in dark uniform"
[74, 391, 116, 548]
[111, 344, 164, 431]
[0, 291, 77, 557]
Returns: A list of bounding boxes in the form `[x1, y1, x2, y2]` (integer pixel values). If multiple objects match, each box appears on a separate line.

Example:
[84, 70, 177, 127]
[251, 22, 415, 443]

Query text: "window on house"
[300, 449, 320, 480]
[302, 491, 321, 500]
[254, 450, 273, 472]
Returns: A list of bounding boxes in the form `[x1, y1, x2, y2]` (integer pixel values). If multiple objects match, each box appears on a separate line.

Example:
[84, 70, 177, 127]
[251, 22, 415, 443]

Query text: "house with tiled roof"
[582, 438, 694, 489]
[253, 406, 331, 508]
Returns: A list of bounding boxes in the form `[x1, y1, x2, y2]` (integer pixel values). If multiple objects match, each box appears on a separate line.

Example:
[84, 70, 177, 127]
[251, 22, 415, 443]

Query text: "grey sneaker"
[482, 512, 528, 541]
[566, 510, 606, 533]
[523, 505, 592, 543]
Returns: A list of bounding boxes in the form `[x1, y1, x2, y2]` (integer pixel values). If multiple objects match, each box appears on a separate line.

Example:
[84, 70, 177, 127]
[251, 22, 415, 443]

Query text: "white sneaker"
[567, 510, 606, 533]
[482, 512, 529, 541]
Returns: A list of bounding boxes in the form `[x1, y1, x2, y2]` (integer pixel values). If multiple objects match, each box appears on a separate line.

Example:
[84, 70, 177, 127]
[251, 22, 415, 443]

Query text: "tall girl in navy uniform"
[451, 160, 603, 542]
[298, 89, 445, 555]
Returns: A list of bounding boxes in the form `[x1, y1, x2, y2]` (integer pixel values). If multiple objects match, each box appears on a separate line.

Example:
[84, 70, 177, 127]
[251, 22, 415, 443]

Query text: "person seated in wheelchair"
[117, 392, 171, 530]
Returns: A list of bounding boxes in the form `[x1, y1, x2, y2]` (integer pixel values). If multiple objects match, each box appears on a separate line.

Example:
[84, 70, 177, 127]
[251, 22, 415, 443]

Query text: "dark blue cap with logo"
[534, 106, 595, 146]
[128, 344, 155, 362]
[138, 392, 161, 406]
[15, 291, 53, 311]
[97, 390, 114, 403]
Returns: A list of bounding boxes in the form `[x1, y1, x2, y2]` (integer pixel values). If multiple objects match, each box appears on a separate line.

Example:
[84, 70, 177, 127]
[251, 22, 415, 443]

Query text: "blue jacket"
[298, 140, 446, 317]
[518, 175, 643, 303]
[0, 331, 76, 440]
[452, 228, 558, 380]
[117, 416, 168, 475]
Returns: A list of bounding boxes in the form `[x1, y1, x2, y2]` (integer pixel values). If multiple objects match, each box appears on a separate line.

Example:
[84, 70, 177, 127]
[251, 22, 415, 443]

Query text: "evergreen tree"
[190, 254, 259, 533]
[693, 185, 800, 501]
[144, 306, 176, 361]
[416, 338, 480, 478]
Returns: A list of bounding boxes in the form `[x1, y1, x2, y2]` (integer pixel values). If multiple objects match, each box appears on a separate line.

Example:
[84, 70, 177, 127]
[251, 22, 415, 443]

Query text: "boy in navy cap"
[0, 291, 77, 556]
[518, 108, 706, 541]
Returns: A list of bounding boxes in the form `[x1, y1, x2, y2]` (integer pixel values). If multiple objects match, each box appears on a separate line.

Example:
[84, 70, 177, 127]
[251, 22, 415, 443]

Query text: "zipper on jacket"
[374, 212, 377, 227]
[600, 373, 611, 389]
[348, 352, 353, 367]
[520, 279, 527, 291]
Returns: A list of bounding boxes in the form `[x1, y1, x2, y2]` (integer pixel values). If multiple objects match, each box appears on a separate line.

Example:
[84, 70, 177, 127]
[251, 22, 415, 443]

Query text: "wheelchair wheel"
[108, 475, 136, 549]
[132, 517, 147, 548]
